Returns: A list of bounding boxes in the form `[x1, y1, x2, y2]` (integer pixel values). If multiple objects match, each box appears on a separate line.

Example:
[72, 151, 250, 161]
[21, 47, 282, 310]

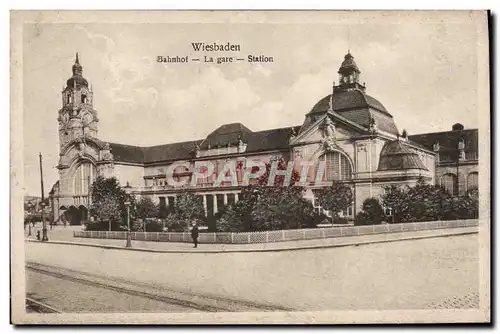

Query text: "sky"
[22, 14, 482, 196]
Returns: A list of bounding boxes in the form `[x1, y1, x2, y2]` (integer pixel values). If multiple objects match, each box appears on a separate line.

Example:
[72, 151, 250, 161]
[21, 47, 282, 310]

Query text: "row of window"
[439, 151, 478, 162]
[441, 172, 478, 196]
[146, 152, 353, 187]
[65, 94, 88, 104]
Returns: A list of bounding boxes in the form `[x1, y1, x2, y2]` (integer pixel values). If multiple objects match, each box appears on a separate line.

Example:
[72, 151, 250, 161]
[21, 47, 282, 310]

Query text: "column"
[235, 192, 239, 203]
[213, 193, 218, 214]
[203, 195, 207, 217]
[223, 193, 228, 206]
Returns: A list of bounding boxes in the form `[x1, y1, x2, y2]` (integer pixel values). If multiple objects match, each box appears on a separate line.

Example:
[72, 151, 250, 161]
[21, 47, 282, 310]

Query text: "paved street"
[26, 269, 198, 313]
[25, 233, 479, 312]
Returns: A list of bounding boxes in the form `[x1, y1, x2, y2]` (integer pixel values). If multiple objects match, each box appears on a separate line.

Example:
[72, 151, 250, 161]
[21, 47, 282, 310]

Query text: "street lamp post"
[125, 201, 132, 248]
[39, 153, 48, 242]
[27, 201, 34, 237]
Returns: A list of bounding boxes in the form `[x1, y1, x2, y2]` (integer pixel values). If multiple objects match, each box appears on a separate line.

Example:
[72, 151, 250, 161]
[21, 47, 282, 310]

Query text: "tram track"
[26, 262, 293, 313]
[26, 298, 62, 313]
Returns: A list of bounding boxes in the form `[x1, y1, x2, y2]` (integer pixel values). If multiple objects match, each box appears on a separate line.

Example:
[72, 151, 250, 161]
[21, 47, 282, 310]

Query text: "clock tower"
[58, 53, 98, 148]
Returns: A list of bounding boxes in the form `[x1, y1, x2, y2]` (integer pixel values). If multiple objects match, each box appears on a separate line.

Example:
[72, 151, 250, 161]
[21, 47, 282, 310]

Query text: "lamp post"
[27, 215, 32, 236]
[27, 200, 35, 237]
[124, 201, 132, 248]
[39, 153, 48, 242]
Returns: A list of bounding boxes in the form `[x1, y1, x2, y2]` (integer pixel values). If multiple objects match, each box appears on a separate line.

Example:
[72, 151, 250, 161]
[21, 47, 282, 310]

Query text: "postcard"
[11, 10, 490, 324]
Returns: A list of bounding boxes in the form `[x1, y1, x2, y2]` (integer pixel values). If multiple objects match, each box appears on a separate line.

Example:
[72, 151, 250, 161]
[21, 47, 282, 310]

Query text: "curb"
[25, 228, 478, 254]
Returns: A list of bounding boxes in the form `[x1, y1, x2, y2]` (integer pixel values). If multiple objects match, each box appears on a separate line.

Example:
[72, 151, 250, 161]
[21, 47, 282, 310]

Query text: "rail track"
[26, 297, 61, 313]
[26, 261, 292, 313]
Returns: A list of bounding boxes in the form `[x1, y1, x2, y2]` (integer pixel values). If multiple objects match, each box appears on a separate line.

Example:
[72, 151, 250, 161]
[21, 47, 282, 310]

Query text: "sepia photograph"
[10, 10, 490, 324]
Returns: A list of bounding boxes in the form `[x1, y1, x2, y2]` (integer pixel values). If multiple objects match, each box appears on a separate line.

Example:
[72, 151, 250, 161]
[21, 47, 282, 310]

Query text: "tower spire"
[75, 52, 80, 64]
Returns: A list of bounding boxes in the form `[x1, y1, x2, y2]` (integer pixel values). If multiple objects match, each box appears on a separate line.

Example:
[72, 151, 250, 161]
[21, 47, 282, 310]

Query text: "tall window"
[159, 196, 166, 209]
[467, 172, 478, 192]
[321, 152, 352, 181]
[73, 163, 97, 195]
[441, 173, 458, 196]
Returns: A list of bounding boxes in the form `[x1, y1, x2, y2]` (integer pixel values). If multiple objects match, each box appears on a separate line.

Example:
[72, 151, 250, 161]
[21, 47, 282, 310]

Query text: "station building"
[49, 53, 478, 225]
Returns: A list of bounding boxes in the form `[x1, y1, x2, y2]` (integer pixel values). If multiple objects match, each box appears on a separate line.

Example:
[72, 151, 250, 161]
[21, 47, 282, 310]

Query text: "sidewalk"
[24, 225, 478, 253]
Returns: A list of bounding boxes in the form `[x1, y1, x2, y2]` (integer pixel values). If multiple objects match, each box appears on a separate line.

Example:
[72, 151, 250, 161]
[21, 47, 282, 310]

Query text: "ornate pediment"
[320, 117, 341, 151]
[290, 113, 361, 146]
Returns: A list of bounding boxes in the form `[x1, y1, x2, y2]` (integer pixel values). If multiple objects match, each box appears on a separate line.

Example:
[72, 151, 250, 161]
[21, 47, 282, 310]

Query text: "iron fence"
[74, 219, 478, 244]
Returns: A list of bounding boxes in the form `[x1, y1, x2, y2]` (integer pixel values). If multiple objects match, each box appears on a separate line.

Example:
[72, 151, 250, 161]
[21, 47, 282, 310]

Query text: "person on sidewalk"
[190, 221, 199, 248]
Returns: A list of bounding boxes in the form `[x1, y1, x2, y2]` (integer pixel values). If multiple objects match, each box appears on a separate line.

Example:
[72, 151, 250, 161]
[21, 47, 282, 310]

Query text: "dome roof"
[309, 90, 389, 115]
[300, 52, 401, 136]
[339, 52, 360, 73]
[304, 90, 399, 135]
[66, 53, 88, 88]
[66, 75, 88, 88]
[377, 140, 427, 171]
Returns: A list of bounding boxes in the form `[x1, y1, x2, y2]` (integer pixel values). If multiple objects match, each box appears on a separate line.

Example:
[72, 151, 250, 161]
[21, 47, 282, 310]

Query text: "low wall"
[73, 219, 478, 244]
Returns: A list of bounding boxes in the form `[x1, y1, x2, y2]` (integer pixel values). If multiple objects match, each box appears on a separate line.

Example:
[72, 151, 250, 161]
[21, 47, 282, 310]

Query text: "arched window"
[467, 172, 478, 192]
[81, 94, 87, 103]
[320, 152, 352, 181]
[441, 173, 458, 196]
[73, 162, 97, 195]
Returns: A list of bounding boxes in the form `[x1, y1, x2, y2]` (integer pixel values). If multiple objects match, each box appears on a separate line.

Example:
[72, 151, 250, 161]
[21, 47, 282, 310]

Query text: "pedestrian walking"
[190, 221, 199, 248]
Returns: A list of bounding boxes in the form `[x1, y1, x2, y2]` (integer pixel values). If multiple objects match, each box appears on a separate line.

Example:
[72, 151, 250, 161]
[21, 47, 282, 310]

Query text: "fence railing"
[73, 219, 478, 244]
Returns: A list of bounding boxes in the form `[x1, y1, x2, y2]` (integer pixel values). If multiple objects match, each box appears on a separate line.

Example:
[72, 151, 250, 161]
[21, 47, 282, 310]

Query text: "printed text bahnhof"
[157, 42, 273, 63]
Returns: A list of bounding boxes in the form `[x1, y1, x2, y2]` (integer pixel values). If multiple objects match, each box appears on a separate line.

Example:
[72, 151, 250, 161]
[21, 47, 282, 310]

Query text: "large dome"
[300, 52, 400, 136]
[302, 89, 399, 136]
[310, 90, 390, 115]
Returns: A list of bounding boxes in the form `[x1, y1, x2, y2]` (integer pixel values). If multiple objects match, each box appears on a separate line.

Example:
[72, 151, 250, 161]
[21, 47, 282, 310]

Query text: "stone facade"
[49, 52, 477, 225]
[409, 124, 479, 197]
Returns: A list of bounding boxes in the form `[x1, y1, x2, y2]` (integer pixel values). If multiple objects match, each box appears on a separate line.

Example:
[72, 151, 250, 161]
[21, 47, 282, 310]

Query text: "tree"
[315, 181, 353, 221]
[405, 179, 450, 222]
[219, 158, 313, 232]
[381, 185, 411, 223]
[355, 198, 385, 226]
[135, 196, 159, 220]
[165, 191, 205, 231]
[380, 177, 478, 223]
[98, 196, 122, 231]
[468, 188, 479, 218]
[441, 193, 478, 220]
[254, 186, 319, 230]
[89, 176, 134, 230]
[216, 203, 245, 232]
[134, 196, 160, 232]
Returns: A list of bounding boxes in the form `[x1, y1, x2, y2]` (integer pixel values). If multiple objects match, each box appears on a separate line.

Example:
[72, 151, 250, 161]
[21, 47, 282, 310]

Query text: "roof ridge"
[355, 88, 370, 107]
[251, 125, 301, 134]
[110, 140, 202, 150]
[409, 128, 478, 137]
[143, 139, 202, 149]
